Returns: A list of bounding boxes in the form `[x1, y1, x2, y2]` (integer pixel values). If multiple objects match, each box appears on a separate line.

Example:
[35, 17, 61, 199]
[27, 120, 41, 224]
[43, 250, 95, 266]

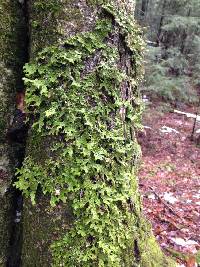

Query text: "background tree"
[135, 0, 200, 103]
[15, 0, 175, 266]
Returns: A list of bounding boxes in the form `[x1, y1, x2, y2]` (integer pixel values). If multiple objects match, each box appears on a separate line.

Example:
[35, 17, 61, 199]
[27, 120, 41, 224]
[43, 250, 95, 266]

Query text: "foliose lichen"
[15, 1, 174, 267]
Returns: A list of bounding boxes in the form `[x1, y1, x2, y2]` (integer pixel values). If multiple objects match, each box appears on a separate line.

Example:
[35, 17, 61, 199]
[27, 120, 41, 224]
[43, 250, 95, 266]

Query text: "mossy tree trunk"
[0, 1, 27, 266]
[18, 0, 176, 266]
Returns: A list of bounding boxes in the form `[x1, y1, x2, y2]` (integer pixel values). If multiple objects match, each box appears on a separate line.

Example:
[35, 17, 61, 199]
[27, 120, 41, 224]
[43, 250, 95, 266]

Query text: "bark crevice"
[6, 1, 30, 266]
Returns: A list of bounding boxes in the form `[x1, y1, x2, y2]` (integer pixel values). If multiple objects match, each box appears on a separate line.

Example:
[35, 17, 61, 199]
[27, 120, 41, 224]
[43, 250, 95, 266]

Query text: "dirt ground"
[138, 103, 200, 266]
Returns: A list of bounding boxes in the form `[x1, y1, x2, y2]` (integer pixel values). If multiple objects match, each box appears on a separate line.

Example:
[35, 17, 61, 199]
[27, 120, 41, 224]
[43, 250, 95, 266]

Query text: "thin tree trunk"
[157, 0, 167, 45]
[180, 8, 191, 54]
[141, 0, 149, 17]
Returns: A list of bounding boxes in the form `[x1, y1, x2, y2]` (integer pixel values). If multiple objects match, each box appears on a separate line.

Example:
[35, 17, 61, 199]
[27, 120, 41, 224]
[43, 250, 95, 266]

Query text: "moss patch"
[21, 196, 73, 267]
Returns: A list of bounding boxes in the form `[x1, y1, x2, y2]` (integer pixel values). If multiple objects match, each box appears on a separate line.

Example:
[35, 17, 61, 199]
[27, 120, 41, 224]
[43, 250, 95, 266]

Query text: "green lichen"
[16, 0, 175, 266]
[16, 16, 143, 265]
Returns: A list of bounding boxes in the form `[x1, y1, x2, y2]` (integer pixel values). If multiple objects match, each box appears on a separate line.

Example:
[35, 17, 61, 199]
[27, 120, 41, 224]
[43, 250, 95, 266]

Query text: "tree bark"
[0, 1, 27, 266]
[141, 0, 149, 17]
[19, 0, 176, 266]
[157, 0, 167, 45]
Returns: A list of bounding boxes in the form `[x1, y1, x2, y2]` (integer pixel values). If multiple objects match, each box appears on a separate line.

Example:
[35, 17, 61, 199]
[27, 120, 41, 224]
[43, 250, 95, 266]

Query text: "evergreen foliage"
[135, 0, 200, 103]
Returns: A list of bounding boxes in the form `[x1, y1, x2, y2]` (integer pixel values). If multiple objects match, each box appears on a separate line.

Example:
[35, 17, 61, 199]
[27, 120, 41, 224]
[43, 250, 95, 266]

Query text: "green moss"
[29, 0, 95, 58]
[21, 197, 73, 267]
[0, 190, 13, 267]
[140, 233, 176, 267]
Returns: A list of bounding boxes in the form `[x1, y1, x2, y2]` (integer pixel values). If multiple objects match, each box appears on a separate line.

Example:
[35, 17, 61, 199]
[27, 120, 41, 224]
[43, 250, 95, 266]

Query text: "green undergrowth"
[15, 2, 146, 266]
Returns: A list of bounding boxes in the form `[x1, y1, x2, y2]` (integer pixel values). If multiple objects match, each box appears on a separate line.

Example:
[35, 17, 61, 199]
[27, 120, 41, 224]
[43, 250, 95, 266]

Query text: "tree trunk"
[180, 8, 191, 55]
[141, 0, 149, 17]
[157, 0, 167, 45]
[0, 1, 27, 266]
[17, 0, 176, 266]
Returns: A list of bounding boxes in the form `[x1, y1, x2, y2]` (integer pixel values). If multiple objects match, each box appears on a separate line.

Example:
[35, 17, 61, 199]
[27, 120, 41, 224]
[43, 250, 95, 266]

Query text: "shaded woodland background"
[135, 0, 200, 104]
[135, 1, 200, 266]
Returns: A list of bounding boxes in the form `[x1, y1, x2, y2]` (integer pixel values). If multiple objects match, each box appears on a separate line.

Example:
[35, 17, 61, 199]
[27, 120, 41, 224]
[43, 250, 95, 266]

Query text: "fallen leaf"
[186, 256, 197, 267]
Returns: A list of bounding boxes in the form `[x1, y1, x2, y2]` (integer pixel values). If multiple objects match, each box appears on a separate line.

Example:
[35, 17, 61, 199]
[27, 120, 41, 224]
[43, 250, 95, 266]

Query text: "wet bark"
[0, 1, 27, 266]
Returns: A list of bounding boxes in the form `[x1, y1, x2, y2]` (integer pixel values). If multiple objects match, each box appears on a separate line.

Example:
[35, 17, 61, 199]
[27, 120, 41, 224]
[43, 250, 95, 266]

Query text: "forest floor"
[138, 102, 200, 267]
